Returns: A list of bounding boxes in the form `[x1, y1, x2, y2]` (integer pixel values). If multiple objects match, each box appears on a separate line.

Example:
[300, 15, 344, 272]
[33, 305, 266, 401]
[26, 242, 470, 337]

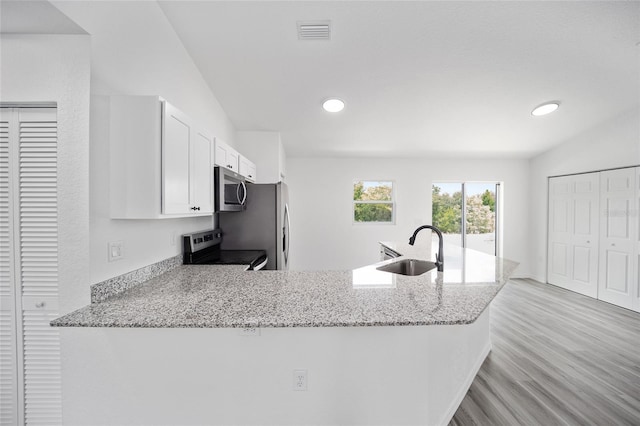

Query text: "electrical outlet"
[293, 369, 307, 391]
[108, 241, 123, 262]
[170, 231, 177, 246]
[237, 327, 260, 336]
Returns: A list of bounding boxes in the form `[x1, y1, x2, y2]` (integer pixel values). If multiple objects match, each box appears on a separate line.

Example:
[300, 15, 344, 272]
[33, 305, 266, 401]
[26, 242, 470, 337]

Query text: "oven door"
[249, 254, 268, 271]
[214, 166, 247, 212]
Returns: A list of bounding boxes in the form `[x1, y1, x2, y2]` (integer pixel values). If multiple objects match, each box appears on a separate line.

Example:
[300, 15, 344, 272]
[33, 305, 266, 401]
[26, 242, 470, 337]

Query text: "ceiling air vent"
[297, 20, 331, 40]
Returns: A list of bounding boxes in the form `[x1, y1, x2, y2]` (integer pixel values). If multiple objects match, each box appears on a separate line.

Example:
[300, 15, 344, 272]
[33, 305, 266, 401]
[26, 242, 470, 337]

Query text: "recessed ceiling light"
[322, 98, 345, 113]
[531, 101, 560, 116]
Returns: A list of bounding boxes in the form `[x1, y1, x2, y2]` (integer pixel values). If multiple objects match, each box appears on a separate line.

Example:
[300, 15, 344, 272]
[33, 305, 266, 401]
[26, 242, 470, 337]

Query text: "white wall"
[529, 107, 640, 282]
[51, 2, 237, 283]
[0, 34, 91, 313]
[286, 157, 530, 277]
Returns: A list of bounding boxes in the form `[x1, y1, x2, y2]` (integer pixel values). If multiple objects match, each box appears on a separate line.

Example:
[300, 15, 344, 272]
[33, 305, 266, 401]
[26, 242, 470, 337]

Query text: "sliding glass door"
[432, 182, 499, 255]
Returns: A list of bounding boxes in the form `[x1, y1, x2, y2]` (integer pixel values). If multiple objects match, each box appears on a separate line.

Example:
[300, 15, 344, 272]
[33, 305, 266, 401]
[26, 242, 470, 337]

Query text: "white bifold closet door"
[598, 167, 638, 310]
[635, 170, 640, 312]
[0, 107, 62, 425]
[547, 173, 600, 297]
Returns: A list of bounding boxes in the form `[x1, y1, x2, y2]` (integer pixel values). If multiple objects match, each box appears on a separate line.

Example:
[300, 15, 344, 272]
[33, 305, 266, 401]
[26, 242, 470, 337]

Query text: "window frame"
[431, 181, 501, 256]
[352, 179, 396, 225]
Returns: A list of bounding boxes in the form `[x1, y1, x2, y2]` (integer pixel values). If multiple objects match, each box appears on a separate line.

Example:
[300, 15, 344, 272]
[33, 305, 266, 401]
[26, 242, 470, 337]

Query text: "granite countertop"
[51, 243, 518, 328]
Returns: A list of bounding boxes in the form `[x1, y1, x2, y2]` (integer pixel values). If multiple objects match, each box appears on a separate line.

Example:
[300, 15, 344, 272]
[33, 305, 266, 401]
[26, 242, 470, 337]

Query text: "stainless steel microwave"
[214, 166, 247, 212]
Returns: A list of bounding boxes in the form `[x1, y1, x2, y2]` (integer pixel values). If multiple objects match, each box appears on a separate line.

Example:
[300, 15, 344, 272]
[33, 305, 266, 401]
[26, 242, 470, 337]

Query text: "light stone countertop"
[51, 243, 518, 328]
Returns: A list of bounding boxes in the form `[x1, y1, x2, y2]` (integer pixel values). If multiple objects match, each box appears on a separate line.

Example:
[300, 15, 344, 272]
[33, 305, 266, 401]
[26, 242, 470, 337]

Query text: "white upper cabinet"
[110, 96, 214, 218]
[191, 127, 214, 213]
[214, 139, 239, 172]
[162, 102, 192, 215]
[239, 155, 257, 182]
[235, 131, 284, 183]
[214, 138, 258, 181]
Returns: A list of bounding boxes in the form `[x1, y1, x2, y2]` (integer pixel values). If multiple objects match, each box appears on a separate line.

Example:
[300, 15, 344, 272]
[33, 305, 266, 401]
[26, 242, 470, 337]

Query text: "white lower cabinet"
[110, 96, 214, 218]
[548, 166, 639, 312]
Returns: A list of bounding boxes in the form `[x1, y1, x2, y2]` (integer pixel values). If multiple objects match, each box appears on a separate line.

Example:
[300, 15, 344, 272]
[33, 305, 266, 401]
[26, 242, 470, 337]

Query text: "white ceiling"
[0, 0, 86, 34]
[3, 1, 639, 159]
[158, 1, 639, 159]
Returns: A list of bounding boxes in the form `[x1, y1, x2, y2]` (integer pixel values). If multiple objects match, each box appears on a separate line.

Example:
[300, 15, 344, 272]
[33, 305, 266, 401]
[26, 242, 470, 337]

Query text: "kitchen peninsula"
[52, 243, 518, 425]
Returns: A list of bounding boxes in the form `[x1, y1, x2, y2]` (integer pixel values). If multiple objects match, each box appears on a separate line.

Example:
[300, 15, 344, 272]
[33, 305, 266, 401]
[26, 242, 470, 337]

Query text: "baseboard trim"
[439, 340, 492, 426]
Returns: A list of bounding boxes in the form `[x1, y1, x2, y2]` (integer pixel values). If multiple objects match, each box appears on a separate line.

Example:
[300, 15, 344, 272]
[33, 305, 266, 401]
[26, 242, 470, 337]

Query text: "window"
[432, 182, 500, 255]
[353, 180, 395, 223]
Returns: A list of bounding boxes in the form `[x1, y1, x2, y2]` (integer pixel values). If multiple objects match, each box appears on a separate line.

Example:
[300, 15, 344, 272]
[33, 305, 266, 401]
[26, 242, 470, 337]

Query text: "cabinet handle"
[35, 301, 46, 308]
[248, 175, 253, 178]
[191, 206, 201, 211]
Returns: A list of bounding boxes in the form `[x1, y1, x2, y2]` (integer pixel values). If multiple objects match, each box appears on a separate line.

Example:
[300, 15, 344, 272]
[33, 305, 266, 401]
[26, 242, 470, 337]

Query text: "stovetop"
[187, 248, 267, 266]
[182, 229, 267, 269]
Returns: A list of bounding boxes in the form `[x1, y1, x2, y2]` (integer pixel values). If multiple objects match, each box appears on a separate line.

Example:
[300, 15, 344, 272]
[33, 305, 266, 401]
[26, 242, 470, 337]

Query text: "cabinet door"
[239, 155, 257, 182]
[191, 129, 213, 213]
[214, 140, 228, 168]
[247, 162, 257, 182]
[227, 148, 239, 172]
[598, 168, 636, 309]
[547, 173, 599, 297]
[214, 139, 239, 172]
[162, 102, 191, 215]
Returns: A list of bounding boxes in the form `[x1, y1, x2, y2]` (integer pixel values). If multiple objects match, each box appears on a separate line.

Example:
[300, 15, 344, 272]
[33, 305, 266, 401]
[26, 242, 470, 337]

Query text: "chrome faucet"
[408, 225, 444, 272]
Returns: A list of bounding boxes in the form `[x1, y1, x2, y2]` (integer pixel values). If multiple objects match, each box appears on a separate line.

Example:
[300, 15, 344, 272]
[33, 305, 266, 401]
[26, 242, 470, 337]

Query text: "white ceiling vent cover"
[297, 21, 331, 40]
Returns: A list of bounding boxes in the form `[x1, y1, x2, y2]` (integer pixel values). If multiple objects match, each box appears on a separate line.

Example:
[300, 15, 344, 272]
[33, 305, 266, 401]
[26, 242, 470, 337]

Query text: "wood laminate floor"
[449, 278, 640, 426]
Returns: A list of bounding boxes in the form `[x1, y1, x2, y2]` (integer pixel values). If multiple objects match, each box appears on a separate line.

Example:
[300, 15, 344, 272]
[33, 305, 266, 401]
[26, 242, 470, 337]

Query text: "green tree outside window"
[354, 181, 394, 223]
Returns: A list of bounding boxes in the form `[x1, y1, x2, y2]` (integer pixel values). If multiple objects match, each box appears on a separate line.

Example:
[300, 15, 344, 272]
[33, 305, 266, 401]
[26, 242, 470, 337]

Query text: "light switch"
[108, 241, 123, 262]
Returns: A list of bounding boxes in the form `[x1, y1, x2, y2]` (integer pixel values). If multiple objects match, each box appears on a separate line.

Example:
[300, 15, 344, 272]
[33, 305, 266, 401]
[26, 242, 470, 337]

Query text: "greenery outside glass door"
[432, 182, 499, 255]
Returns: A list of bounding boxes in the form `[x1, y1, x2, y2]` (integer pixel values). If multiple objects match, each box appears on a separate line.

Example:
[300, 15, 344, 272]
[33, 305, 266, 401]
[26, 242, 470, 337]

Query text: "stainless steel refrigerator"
[218, 182, 290, 270]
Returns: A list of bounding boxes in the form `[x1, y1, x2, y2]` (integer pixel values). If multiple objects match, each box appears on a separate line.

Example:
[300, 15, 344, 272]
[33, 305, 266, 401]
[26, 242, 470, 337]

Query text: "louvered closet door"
[0, 107, 61, 425]
[0, 110, 19, 425]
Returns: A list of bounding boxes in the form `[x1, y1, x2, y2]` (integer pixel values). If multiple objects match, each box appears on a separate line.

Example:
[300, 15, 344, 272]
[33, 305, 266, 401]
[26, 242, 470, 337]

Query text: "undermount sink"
[376, 259, 437, 276]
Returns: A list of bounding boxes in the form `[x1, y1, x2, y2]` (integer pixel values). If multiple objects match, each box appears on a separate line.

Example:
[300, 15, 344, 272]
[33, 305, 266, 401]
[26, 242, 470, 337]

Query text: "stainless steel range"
[182, 229, 267, 270]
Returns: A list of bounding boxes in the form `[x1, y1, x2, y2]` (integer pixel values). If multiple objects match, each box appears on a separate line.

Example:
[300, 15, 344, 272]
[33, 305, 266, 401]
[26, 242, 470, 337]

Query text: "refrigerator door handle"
[283, 203, 290, 265]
